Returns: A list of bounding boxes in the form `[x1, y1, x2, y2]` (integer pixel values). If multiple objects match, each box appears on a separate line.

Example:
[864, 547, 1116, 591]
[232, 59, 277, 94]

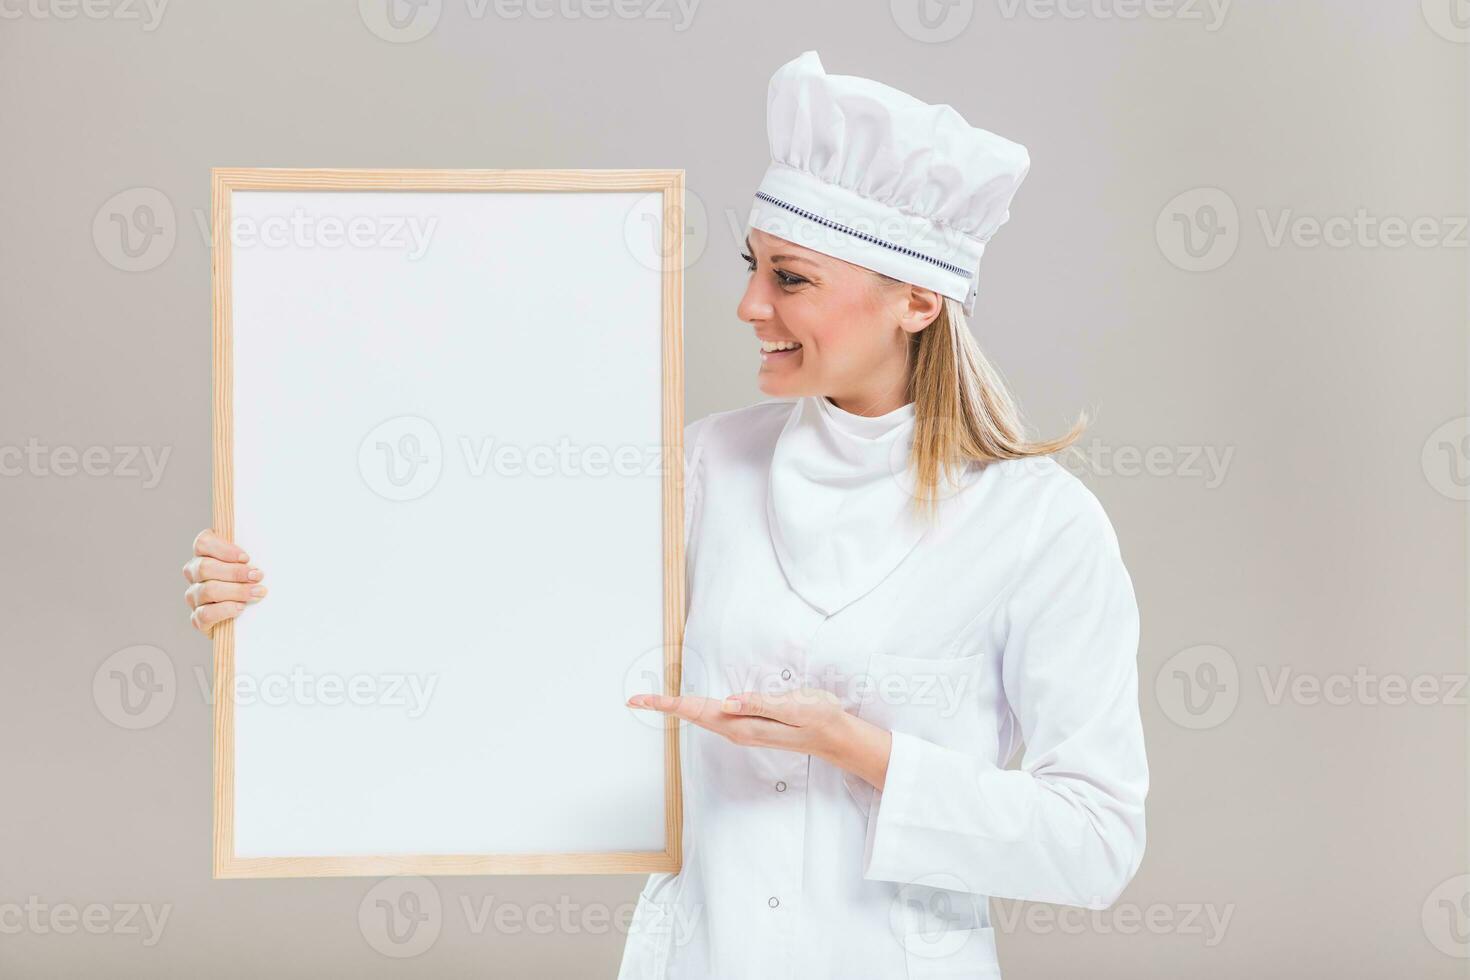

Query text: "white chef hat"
[747, 50, 1031, 317]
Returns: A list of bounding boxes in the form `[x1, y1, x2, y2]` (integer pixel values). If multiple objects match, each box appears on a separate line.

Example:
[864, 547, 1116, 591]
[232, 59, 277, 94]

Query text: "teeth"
[761, 340, 801, 352]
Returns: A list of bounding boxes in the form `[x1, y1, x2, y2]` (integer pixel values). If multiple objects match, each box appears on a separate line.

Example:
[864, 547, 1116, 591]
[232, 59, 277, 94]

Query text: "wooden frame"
[210, 168, 685, 878]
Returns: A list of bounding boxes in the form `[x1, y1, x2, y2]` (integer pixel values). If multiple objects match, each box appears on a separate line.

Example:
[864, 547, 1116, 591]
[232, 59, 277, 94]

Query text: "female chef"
[181, 50, 1148, 980]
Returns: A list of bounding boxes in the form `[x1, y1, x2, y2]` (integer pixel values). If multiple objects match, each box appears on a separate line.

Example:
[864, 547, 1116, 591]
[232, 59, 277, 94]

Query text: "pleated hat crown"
[747, 50, 1031, 316]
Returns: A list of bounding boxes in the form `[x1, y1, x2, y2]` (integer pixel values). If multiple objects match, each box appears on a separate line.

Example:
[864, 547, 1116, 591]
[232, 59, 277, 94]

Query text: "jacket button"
[768, 896, 780, 908]
[775, 781, 787, 792]
[780, 669, 792, 681]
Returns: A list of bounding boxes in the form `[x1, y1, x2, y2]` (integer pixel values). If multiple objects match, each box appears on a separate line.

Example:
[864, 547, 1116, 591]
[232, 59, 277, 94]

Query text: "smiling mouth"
[760, 339, 802, 360]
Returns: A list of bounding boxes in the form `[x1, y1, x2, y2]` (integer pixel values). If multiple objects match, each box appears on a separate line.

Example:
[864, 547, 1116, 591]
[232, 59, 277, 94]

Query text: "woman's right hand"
[183, 529, 267, 634]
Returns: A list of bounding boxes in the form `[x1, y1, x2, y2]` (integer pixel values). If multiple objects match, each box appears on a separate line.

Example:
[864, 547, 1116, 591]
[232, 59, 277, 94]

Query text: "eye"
[741, 251, 808, 289]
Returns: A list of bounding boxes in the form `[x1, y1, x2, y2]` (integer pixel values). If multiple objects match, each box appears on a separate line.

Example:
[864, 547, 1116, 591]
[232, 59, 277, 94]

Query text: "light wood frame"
[210, 168, 685, 878]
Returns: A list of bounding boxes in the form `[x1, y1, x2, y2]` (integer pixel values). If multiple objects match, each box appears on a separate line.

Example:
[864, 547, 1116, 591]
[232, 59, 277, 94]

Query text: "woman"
[182, 51, 1147, 979]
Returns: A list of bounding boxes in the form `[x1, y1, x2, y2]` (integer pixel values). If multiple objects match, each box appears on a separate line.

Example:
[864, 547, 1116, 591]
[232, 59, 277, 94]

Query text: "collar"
[765, 395, 930, 616]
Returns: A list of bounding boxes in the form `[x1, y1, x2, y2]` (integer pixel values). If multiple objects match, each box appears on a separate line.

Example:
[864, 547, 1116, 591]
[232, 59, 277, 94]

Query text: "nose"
[737, 273, 775, 327]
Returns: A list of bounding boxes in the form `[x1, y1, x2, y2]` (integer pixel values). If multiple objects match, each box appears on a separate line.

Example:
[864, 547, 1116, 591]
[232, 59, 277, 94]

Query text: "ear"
[897, 284, 943, 335]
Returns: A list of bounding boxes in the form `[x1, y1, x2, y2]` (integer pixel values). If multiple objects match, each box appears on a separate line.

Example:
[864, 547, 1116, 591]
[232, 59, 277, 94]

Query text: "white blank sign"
[210, 169, 685, 878]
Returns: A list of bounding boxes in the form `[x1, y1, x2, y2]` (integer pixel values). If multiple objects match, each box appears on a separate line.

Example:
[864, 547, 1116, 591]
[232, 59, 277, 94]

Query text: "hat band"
[747, 162, 986, 315]
[752, 191, 973, 280]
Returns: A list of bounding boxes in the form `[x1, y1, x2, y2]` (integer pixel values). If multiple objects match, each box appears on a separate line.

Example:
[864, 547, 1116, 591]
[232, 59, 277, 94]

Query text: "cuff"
[859, 729, 925, 880]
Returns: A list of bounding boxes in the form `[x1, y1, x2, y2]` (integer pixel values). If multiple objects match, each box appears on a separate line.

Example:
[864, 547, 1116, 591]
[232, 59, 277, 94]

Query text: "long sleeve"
[858, 474, 1149, 909]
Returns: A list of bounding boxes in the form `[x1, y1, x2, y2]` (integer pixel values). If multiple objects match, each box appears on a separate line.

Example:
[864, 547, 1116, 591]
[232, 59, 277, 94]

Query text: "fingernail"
[626, 696, 641, 707]
[722, 697, 741, 712]
[237, 552, 249, 563]
[247, 568, 263, 582]
[249, 585, 267, 598]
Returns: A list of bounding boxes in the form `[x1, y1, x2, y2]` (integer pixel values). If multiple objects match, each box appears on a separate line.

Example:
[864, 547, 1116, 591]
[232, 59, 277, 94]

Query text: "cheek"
[802, 297, 883, 360]
[802, 322, 845, 354]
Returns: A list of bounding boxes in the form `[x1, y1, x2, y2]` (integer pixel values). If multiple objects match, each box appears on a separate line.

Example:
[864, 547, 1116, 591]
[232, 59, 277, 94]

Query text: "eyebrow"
[745, 237, 818, 265]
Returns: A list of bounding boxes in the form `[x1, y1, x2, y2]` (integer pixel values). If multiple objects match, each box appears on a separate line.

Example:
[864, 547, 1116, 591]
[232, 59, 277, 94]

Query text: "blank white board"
[210, 169, 685, 878]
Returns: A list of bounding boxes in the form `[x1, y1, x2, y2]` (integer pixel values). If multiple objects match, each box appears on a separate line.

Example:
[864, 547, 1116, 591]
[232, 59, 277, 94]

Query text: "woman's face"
[737, 228, 941, 413]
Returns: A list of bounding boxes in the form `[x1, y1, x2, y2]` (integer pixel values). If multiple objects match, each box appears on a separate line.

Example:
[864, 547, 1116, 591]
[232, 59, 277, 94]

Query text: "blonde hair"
[873, 272, 1086, 521]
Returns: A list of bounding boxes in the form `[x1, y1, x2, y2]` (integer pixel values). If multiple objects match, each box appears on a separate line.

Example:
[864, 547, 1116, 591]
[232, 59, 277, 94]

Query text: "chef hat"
[747, 50, 1030, 317]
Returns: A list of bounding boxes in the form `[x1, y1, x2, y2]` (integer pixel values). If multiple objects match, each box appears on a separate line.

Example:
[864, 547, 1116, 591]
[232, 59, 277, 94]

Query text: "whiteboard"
[210, 169, 685, 878]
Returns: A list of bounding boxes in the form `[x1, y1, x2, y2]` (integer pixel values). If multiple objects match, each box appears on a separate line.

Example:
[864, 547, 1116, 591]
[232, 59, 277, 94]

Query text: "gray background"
[1, 1, 1466, 977]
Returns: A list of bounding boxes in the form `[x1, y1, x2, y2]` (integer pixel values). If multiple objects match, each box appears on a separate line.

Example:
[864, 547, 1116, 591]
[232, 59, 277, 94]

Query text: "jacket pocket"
[889, 872, 998, 977]
[901, 924, 1002, 979]
[842, 650, 988, 813]
[617, 872, 683, 980]
[855, 649, 988, 740]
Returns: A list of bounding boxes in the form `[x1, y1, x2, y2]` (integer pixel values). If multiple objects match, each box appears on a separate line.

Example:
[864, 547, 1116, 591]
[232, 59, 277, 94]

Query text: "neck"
[825, 350, 913, 417]
[825, 386, 911, 417]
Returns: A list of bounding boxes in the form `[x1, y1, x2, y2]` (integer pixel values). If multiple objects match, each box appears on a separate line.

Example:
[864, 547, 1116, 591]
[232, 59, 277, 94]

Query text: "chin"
[757, 353, 812, 395]
[757, 373, 794, 397]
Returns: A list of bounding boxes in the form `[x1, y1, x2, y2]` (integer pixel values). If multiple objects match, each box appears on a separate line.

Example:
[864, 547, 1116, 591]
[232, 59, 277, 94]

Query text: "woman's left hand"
[626, 687, 893, 790]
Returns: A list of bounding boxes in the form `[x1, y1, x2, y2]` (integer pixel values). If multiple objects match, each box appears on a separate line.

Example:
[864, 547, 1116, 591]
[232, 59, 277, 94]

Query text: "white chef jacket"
[618, 395, 1148, 980]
